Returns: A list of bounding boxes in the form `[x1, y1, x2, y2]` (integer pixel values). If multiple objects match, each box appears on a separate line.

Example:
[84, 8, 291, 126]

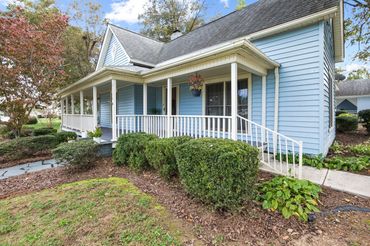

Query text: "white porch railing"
[62, 114, 95, 132]
[115, 114, 303, 179]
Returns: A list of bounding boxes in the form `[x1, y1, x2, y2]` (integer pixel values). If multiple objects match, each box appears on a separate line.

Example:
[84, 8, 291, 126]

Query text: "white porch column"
[111, 79, 117, 141]
[60, 98, 64, 129]
[93, 86, 98, 129]
[274, 67, 280, 132]
[80, 91, 84, 132]
[143, 83, 148, 132]
[231, 63, 238, 140]
[167, 78, 172, 137]
[71, 94, 75, 114]
[80, 91, 84, 115]
[262, 75, 267, 128]
[65, 97, 69, 114]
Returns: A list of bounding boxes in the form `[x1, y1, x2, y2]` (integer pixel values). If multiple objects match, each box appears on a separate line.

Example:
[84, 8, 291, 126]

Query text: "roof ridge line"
[108, 23, 165, 44]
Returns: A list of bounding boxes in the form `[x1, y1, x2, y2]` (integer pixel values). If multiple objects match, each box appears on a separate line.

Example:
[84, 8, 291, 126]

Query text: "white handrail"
[237, 115, 303, 179]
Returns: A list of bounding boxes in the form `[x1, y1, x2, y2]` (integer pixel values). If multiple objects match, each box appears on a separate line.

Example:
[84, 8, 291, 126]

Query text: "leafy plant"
[26, 116, 38, 125]
[52, 140, 98, 169]
[336, 113, 358, 132]
[257, 176, 321, 221]
[349, 143, 370, 156]
[330, 141, 346, 155]
[113, 132, 158, 171]
[325, 156, 370, 172]
[145, 136, 192, 180]
[175, 138, 259, 211]
[32, 127, 57, 136]
[358, 109, 370, 133]
[276, 153, 325, 169]
[87, 127, 103, 138]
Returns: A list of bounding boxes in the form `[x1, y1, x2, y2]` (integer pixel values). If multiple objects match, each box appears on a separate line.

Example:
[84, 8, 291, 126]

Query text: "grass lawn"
[23, 118, 61, 131]
[0, 178, 196, 245]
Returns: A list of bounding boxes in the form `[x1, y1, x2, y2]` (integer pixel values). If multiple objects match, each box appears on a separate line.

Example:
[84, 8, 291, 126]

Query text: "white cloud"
[105, 0, 149, 24]
[220, 0, 229, 8]
[344, 63, 370, 73]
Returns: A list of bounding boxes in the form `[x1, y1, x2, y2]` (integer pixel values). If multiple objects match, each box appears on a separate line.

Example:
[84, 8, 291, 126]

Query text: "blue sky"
[1, 0, 368, 73]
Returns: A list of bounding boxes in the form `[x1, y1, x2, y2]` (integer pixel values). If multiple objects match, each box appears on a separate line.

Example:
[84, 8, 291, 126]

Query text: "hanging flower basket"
[188, 73, 204, 97]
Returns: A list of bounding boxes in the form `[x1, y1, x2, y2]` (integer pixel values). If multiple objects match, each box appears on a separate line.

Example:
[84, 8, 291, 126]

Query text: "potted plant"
[88, 127, 103, 143]
[188, 73, 204, 97]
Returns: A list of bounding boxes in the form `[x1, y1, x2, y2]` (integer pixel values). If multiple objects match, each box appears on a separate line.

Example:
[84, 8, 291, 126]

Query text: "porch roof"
[57, 40, 279, 97]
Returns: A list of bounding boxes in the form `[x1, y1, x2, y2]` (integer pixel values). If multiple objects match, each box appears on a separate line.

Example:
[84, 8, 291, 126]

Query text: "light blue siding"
[117, 86, 135, 115]
[99, 93, 111, 128]
[321, 20, 336, 155]
[179, 83, 202, 115]
[358, 97, 370, 112]
[253, 23, 322, 154]
[104, 35, 130, 67]
[134, 85, 143, 114]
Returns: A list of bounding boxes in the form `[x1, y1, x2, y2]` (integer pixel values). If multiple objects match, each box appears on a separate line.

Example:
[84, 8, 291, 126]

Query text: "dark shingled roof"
[110, 0, 339, 65]
[336, 79, 370, 97]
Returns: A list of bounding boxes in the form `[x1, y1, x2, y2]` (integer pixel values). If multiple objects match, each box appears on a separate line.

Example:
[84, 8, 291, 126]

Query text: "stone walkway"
[261, 164, 370, 198]
[0, 159, 64, 180]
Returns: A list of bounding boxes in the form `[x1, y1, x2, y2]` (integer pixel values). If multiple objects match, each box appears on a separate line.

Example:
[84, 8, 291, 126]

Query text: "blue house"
[58, 0, 344, 178]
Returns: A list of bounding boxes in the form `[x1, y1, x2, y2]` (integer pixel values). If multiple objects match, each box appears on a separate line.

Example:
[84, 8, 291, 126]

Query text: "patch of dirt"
[335, 126, 369, 146]
[0, 159, 369, 245]
[0, 154, 52, 169]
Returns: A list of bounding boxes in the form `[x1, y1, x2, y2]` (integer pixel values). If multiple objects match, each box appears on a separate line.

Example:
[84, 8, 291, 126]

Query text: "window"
[205, 79, 248, 118]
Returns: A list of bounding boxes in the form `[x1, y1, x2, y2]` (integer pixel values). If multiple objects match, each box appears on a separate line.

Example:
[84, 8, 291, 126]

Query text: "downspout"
[274, 67, 280, 132]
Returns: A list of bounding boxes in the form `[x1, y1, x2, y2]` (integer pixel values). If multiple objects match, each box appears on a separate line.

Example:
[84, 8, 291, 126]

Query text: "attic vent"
[171, 30, 182, 40]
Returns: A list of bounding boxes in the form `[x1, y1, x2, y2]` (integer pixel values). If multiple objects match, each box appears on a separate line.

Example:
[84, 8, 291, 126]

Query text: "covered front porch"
[58, 41, 303, 178]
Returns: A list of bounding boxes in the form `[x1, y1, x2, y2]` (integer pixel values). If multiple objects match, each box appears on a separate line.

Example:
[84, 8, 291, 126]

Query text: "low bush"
[5, 128, 33, 139]
[113, 132, 158, 171]
[26, 116, 38, 125]
[276, 153, 325, 169]
[335, 110, 347, 117]
[32, 127, 57, 136]
[336, 113, 358, 132]
[349, 143, 370, 156]
[53, 140, 98, 169]
[55, 131, 78, 143]
[145, 136, 192, 180]
[325, 156, 370, 172]
[0, 135, 59, 162]
[257, 176, 321, 221]
[175, 138, 259, 211]
[358, 109, 370, 133]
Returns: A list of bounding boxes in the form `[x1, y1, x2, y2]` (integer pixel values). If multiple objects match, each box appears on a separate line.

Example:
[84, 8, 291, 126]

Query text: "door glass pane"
[206, 83, 224, 116]
[225, 79, 248, 118]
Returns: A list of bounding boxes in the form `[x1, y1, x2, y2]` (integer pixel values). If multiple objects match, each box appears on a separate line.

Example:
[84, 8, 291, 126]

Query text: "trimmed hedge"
[359, 109, 370, 133]
[145, 136, 192, 180]
[175, 138, 260, 210]
[33, 127, 57, 136]
[55, 131, 77, 143]
[53, 140, 98, 169]
[0, 135, 59, 162]
[26, 116, 38, 125]
[113, 132, 158, 171]
[336, 113, 358, 132]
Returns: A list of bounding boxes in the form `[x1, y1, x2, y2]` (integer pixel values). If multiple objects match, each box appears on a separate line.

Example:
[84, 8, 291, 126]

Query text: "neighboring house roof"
[108, 0, 339, 66]
[336, 79, 370, 97]
[336, 99, 357, 111]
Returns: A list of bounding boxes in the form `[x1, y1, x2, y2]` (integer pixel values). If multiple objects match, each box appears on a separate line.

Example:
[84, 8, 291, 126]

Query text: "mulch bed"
[0, 158, 369, 245]
[335, 126, 369, 146]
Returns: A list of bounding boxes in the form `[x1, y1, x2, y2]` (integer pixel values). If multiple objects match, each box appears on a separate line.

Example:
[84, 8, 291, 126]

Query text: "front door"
[164, 87, 177, 115]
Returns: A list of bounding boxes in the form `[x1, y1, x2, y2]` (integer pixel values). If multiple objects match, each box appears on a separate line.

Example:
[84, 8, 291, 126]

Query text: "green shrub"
[0, 135, 59, 161]
[257, 176, 321, 221]
[113, 132, 158, 171]
[276, 153, 325, 169]
[26, 116, 38, 125]
[335, 110, 347, 117]
[358, 109, 370, 133]
[33, 127, 57, 136]
[324, 156, 370, 172]
[145, 136, 192, 180]
[349, 144, 370, 156]
[175, 138, 259, 210]
[55, 131, 78, 143]
[336, 113, 358, 132]
[52, 140, 98, 169]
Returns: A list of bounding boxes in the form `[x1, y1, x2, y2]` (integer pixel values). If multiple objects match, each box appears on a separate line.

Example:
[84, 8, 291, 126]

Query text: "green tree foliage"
[236, 0, 246, 10]
[344, 0, 369, 62]
[347, 67, 370, 80]
[63, 0, 106, 85]
[139, 0, 206, 42]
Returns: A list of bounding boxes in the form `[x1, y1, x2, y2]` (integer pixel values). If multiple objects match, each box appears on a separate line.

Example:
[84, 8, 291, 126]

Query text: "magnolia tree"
[0, 6, 68, 136]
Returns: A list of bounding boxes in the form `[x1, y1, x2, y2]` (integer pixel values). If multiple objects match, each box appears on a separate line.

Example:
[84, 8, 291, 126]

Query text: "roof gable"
[103, 32, 130, 67]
